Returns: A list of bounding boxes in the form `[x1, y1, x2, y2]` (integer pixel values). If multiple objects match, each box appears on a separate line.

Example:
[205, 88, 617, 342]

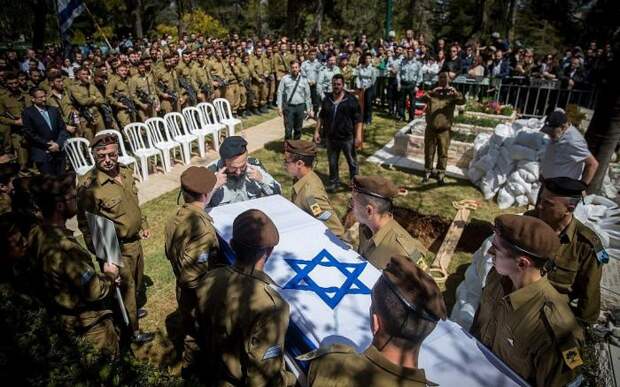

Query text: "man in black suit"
[23, 87, 69, 175]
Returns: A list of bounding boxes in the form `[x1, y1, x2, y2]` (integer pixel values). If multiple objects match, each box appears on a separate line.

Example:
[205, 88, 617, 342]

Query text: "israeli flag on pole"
[57, 0, 85, 38]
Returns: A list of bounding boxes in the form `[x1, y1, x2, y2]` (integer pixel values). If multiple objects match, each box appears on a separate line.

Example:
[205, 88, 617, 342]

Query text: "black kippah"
[544, 177, 586, 198]
[219, 136, 248, 159]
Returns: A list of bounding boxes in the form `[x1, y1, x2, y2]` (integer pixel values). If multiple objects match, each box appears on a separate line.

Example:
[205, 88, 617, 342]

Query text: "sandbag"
[514, 130, 546, 150]
[517, 160, 540, 178]
[510, 144, 538, 161]
[515, 194, 529, 207]
[497, 187, 515, 209]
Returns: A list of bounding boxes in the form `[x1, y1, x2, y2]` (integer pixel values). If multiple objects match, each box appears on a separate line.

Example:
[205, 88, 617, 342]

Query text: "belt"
[286, 103, 305, 107]
[120, 236, 141, 244]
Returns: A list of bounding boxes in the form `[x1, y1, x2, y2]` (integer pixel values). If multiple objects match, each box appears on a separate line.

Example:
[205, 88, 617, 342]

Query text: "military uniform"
[397, 57, 424, 121]
[276, 73, 312, 140]
[292, 170, 345, 238]
[47, 89, 81, 137]
[191, 61, 213, 102]
[471, 269, 585, 386]
[235, 61, 252, 113]
[210, 59, 238, 112]
[39, 224, 119, 355]
[195, 264, 295, 386]
[340, 64, 356, 91]
[156, 68, 184, 114]
[301, 58, 322, 112]
[317, 65, 341, 99]
[207, 157, 281, 207]
[0, 89, 30, 168]
[262, 54, 276, 105]
[68, 81, 106, 135]
[176, 60, 198, 107]
[302, 344, 437, 387]
[105, 75, 135, 128]
[272, 51, 290, 82]
[165, 203, 219, 370]
[128, 72, 160, 121]
[418, 88, 466, 176]
[0, 192, 11, 214]
[358, 219, 425, 269]
[77, 164, 147, 333]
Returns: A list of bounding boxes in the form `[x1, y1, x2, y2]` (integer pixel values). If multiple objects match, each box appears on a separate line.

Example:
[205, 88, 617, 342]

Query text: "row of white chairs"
[64, 99, 243, 180]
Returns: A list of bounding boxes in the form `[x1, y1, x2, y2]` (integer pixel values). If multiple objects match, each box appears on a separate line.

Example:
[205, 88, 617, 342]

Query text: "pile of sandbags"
[468, 118, 548, 209]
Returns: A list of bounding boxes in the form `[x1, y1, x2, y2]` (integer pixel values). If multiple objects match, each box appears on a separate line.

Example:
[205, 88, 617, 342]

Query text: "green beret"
[494, 214, 560, 260]
[232, 209, 279, 249]
[181, 166, 216, 195]
[285, 140, 316, 157]
[352, 175, 400, 200]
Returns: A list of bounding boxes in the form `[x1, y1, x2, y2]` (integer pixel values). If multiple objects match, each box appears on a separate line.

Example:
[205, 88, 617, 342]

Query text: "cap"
[541, 110, 567, 135]
[91, 132, 118, 148]
[219, 136, 248, 159]
[544, 177, 587, 197]
[352, 175, 400, 200]
[181, 166, 216, 195]
[284, 140, 316, 157]
[382, 255, 447, 322]
[232, 209, 279, 249]
[494, 214, 560, 260]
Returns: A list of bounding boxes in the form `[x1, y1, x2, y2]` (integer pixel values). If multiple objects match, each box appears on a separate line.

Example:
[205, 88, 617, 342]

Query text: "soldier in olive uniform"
[177, 52, 198, 107]
[47, 73, 79, 137]
[264, 46, 277, 106]
[77, 133, 154, 344]
[418, 72, 465, 184]
[165, 166, 220, 376]
[207, 136, 281, 207]
[300, 255, 446, 386]
[283, 140, 345, 238]
[0, 72, 30, 169]
[227, 54, 242, 114]
[195, 209, 296, 386]
[31, 173, 120, 356]
[339, 56, 356, 91]
[209, 49, 236, 109]
[273, 43, 291, 84]
[192, 52, 214, 103]
[253, 47, 271, 112]
[69, 67, 106, 136]
[234, 54, 253, 117]
[471, 214, 585, 387]
[105, 63, 136, 129]
[0, 162, 18, 215]
[530, 177, 606, 324]
[351, 175, 426, 269]
[156, 55, 185, 114]
[129, 60, 160, 121]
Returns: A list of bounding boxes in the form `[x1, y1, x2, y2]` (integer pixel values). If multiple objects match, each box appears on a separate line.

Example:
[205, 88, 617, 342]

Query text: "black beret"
[219, 136, 248, 159]
[544, 177, 586, 198]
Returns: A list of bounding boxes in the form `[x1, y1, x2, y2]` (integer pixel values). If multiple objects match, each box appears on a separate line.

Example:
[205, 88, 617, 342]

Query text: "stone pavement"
[68, 115, 304, 232]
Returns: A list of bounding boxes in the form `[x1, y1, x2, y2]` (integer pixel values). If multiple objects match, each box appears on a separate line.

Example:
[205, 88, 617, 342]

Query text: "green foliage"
[155, 23, 178, 39]
[454, 114, 502, 127]
[464, 99, 513, 116]
[182, 9, 228, 38]
[0, 284, 182, 385]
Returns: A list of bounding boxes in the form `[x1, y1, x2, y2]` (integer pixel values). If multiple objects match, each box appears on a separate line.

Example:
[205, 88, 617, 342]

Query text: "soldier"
[264, 46, 277, 106]
[301, 255, 446, 386]
[301, 49, 322, 114]
[317, 55, 341, 100]
[156, 54, 185, 114]
[47, 73, 79, 137]
[234, 54, 252, 117]
[226, 53, 242, 115]
[165, 166, 220, 376]
[471, 214, 585, 387]
[209, 48, 235, 108]
[195, 209, 296, 386]
[283, 140, 345, 237]
[276, 60, 313, 140]
[105, 63, 136, 129]
[128, 60, 160, 121]
[0, 161, 18, 215]
[356, 53, 377, 125]
[207, 136, 281, 207]
[339, 56, 356, 91]
[192, 51, 214, 103]
[397, 47, 423, 122]
[77, 133, 154, 344]
[351, 175, 426, 269]
[31, 173, 120, 356]
[0, 72, 30, 170]
[530, 177, 606, 324]
[250, 47, 269, 113]
[69, 67, 106, 136]
[177, 51, 198, 107]
[273, 43, 291, 87]
[418, 71, 465, 184]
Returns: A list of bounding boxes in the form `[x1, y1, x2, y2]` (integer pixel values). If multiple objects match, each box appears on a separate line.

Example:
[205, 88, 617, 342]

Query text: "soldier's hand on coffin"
[247, 165, 263, 182]
[215, 166, 228, 188]
[140, 228, 151, 239]
[103, 262, 119, 278]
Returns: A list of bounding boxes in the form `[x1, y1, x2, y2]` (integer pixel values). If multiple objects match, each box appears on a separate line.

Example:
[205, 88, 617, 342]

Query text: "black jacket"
[319, 92, 362, 141]
[22, 105, 69, 162]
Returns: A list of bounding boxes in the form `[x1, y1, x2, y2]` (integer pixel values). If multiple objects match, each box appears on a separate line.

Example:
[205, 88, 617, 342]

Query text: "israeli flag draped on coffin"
[208, 195, 526, 387]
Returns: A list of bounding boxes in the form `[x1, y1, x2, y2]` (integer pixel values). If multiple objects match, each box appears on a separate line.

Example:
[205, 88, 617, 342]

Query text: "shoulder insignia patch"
[596, 248, 609, 264]
[317, 210, 332, 221]
[197, 252, 209, 263]
[262, 345, 282, 360]
[80, 270, 95, 287]
[561, 347, 583, 370]
[310, 202, 322, 217]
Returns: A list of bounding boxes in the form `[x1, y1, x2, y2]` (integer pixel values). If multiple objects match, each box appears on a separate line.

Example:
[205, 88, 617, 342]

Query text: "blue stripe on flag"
[57, 0, 85, 35]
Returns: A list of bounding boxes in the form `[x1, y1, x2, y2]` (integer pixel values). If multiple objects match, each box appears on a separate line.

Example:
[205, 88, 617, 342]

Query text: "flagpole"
[53, 0, 66, 54]
[82, 1, 113, 51]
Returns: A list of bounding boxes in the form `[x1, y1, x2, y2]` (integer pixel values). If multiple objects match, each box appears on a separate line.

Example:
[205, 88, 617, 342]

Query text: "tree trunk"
[409, 0, 416, 30]
[127, 0, 144, 39]
[506, 0, 517, 42]
[31, 0, 47, 49]
[312, 0, 324, 41]
[585, 51, 620, 194]
[176, 0, 185, 36]
[286, 0, 299, 39]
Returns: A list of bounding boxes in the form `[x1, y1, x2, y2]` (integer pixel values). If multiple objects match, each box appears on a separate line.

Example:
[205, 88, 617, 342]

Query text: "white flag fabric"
[85, 211, 122, 267]
[57, 0, 85, 37]
[208, 195, 526, 386]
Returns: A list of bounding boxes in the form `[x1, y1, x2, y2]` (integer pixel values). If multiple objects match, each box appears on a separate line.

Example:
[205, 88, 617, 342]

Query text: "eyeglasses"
[95, 152, 118, 160]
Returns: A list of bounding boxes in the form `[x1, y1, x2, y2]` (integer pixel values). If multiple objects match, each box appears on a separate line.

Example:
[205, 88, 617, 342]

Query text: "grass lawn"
[133, 111, 521, 372]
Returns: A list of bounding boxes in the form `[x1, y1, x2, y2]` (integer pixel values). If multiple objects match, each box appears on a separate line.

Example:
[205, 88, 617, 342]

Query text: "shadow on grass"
[443, 263, 469, 311]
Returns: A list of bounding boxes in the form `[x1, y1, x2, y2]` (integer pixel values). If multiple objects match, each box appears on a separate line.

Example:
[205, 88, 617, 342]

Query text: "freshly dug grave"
[343, 206, 493, 254]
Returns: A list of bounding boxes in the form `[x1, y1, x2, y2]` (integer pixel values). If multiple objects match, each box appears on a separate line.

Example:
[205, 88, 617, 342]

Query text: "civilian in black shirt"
[314, 74, 363, 192]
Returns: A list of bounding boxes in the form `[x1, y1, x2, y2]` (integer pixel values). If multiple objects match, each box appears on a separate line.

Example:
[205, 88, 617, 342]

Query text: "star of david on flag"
[283, 249, 371, 309]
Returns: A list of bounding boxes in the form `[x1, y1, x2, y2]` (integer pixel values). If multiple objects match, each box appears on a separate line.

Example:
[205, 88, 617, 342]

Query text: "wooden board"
[432, 207, 471, 271]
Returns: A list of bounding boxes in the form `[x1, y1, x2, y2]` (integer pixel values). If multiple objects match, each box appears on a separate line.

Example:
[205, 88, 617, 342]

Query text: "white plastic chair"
[213, 98, 242, 136]
[196, 102, 227, 153]
[164, 112, 198, 165]
[183, 106, 215, 158]
[145, 117, 182, 173]
[64, 137, 95, 176]
[96, 129, 140, 180]
[123, 123, 163, 181]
